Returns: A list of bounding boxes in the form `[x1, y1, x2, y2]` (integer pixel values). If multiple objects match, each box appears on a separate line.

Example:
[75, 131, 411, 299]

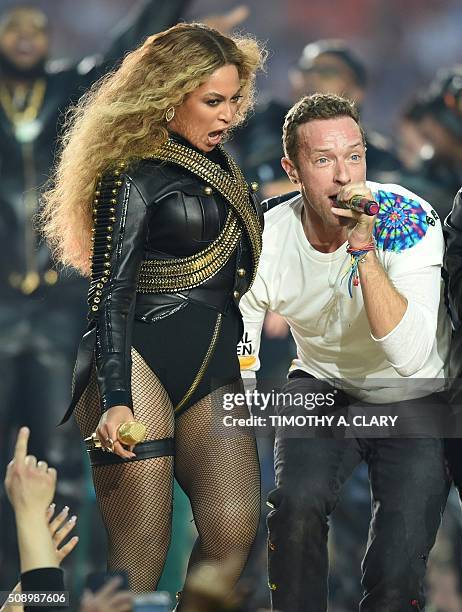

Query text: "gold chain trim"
[149, 139, 262, 287]
[174, 313, 223, 414]
[138, 210, 242, 293]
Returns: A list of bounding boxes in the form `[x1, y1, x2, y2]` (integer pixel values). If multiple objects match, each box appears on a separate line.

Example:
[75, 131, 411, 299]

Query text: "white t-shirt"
[238, 181, 452, 403]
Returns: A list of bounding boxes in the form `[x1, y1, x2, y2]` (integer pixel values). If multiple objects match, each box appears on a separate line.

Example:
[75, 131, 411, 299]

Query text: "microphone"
[336, 195, 379, 216]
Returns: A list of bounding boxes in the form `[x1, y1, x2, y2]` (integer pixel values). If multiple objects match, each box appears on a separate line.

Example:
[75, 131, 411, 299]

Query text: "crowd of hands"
[2, 427, 134, 612]
[2, 427, 263, 612]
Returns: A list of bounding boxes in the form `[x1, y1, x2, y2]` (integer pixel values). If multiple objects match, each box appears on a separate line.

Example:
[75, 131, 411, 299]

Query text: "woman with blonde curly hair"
[41, 22, 265, 597]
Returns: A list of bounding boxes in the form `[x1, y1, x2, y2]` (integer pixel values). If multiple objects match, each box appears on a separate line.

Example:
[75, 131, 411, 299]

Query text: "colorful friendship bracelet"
[344, 240, 376, 297]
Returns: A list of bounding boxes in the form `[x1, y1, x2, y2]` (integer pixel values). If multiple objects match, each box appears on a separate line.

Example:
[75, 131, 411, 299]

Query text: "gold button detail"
[93, 297, 101, 304]
[91, 305, 99, 312]
[268, 582, 277, 591]
[250, 181, 259, 192]
[203, 186, 212, 195]
[96, 283, 103, 289]
[268, 541, 276, 551]
[237, 268, 246, 277]
[233, 290, 240, 299]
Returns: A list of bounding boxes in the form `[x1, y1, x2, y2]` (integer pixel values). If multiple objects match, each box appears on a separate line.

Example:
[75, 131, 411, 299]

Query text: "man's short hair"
[283, 93, 365, 164]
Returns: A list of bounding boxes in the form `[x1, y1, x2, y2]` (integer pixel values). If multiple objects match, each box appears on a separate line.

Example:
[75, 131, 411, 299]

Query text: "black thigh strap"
[88, 437, 175, 467]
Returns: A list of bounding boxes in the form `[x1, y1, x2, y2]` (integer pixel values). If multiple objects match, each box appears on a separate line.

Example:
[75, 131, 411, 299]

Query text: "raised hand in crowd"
[201, 5, 249, 33]
[79, 577, 133, 612]
[4, 427, 59, 573]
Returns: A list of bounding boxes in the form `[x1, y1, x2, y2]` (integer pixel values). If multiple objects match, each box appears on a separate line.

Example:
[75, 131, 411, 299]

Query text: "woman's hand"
[46, 504, 79, 563]
[96, 406, 136, 459]
[5, 427, 57, 519]
[0, 504, 80, 612]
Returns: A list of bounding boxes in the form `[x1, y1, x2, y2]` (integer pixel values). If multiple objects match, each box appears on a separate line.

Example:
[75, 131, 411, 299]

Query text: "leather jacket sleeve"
[444, 188, 462, 323]
[89, 170, 148, 413]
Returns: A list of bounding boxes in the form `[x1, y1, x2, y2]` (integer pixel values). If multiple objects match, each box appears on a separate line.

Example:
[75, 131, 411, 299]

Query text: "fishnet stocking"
[175, 380, 261, 585]
[74, 348, 174, 591]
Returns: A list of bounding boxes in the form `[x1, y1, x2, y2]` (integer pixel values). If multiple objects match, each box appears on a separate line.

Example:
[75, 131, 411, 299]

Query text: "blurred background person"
[289, 39, 402, 179]
[396, 97, 434, 174]
[418, 67, 462, 206]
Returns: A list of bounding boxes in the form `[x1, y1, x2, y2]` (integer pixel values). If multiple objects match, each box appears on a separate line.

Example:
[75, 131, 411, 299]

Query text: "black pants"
[267, 373, 450, 612]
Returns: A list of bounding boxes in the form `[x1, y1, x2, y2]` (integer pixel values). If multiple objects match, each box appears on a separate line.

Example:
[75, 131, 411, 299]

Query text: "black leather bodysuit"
[66, 135, 263, 423]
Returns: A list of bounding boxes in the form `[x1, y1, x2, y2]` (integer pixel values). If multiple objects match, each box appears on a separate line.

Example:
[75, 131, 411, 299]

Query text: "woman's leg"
[174, 380, 260, 583]
[74, 348, 175, 591]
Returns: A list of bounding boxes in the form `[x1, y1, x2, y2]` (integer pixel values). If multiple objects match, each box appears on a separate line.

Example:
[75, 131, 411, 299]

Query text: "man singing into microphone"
[237, 94, 452, 611]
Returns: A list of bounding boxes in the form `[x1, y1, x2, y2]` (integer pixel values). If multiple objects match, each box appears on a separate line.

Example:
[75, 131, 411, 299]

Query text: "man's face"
[0, 7, 49, 73]
[291, 53, 364, 104]
[283, 117, 367, 228]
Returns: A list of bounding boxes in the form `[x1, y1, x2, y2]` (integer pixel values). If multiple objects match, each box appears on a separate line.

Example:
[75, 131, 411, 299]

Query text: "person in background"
[443, 188, 462, 499]
[290, 39, 401, 180]
[396, 98, 434, 173]
[418, 67, 462, 205]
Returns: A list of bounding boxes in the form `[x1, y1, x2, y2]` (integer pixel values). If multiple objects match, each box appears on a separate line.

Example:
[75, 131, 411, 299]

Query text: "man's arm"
[334, 182, 445, 376]
[334, 182, 408, 338]
[357, 251, 407, 339]
[74, 0, 189, 83]
[100, 0, 189, 68]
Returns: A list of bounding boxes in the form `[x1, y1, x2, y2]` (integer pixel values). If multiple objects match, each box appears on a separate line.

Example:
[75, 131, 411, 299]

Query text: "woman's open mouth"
[207, 130, 225, 146]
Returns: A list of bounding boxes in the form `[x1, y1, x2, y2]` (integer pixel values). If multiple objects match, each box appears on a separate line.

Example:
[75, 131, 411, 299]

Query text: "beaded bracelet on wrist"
[343, 239, 376, 297]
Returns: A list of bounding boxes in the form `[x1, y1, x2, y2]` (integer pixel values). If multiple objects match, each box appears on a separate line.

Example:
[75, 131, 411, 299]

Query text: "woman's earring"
[165, 107, 175, 122]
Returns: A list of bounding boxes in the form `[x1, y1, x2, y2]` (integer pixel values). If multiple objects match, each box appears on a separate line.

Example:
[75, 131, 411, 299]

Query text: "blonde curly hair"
[41, 22, 265, 275]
